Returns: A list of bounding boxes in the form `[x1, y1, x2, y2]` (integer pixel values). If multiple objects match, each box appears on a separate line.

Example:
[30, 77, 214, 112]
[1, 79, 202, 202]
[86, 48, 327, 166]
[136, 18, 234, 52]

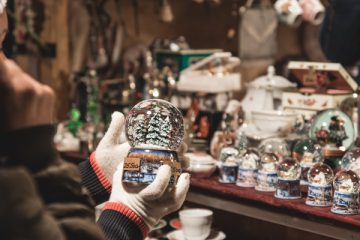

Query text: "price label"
[124, 157, 141, 171]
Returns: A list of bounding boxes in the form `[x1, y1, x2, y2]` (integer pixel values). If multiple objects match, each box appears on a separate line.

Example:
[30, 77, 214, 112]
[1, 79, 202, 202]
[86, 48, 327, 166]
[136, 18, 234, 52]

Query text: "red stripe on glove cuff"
[103, 202, 149, 238]
[89, 152, 112, 193]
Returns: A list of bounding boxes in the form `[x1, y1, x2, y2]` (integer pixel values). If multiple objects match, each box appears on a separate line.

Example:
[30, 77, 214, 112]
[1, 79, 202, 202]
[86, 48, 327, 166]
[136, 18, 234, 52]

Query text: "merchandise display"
[275, 158, 301, 199]
[306, 163, 334, 207]
[236, 149, 260, 187]
[331, 170, 360, 215]
[123, 99, 184, 185]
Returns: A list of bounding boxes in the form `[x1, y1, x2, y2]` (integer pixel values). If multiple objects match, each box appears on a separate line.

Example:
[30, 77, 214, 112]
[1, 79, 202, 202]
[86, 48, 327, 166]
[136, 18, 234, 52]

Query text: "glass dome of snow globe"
[333, 170, 360, 193]
[258, 152, 278, 173]
[258, 138, 290, 160]
[307, 163, 334, 186]
[123, 99, 184, 185]
[238, 149, 260, 169]
[218, 146, 239, 163]
[292, 138, 322, 165]
[125, 99, 184, 151]
[341, 147, 360, 177]
[277, 158, 301, 180]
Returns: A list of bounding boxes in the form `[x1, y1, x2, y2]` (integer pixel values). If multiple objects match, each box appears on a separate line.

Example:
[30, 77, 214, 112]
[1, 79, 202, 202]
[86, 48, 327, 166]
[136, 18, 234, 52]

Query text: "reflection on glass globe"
[341, 147, 360, 176]
[258, 138, 290, 160]
[307, 163, 334, 186]
[125, 99, 184, 151]
[238, 149, 260, 169]
[218, 146, 239, 164]
[333, 170, 360, 194]
[277, 158, 301, 180]
[259, 152, 278, 173]
[292, 138, 322, 165]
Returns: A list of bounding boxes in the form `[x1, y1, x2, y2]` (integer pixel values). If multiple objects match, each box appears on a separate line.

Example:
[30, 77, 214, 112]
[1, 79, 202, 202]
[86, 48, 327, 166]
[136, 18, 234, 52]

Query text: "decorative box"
[282, 61, 358, 117]
[156, 49, 222, 76]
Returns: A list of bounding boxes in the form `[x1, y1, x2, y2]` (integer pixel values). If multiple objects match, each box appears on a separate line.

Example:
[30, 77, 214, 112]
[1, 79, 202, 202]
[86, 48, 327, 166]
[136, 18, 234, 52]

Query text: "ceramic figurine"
[275, 158, 301, 199]
[341, 147, 360, 177]
[292, 138, 323, 185]
[123, 99, 184, 185]
[258, 138, 291, 161]
[331, 170, 360, 215]
[255, 153, 279, 192]
[236, 149, 260, 187]
[306, 163, 334, 207]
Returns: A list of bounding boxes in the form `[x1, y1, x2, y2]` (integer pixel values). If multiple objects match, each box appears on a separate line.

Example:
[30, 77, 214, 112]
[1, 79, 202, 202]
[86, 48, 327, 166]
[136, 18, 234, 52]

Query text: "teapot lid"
[250, 66, 296, 89]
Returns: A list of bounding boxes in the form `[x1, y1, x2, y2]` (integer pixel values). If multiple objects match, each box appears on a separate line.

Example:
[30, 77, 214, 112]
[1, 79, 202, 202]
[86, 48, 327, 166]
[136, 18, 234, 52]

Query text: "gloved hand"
[109, 164, 190, 229]
[94, 111, 131, 183]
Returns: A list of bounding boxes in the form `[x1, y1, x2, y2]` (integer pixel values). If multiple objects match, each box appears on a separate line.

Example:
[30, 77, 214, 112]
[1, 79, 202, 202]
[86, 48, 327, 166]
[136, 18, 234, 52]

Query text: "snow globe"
[236, 149, 260, 187]
[331, 170, 360, 215]
[292, 138, 323, 185]
[219, 154, 239, 184]
[218, 146, 239, 163]
[341, 147, 360, 177]
[258, 138, 290, 161]
[123, 99, 184, 185]
[275, 158, 301, 199]
[255, 152, 279, 192]
[306, 163, 334, 207]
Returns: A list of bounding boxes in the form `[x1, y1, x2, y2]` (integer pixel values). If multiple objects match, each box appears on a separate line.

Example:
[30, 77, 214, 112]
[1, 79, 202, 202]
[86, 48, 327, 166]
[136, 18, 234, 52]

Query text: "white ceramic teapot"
[241, 65, 296, 121]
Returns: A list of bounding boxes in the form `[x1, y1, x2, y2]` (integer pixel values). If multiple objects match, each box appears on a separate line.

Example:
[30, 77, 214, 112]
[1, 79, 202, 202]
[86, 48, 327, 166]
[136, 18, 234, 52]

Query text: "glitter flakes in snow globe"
[306, 163, 334, 207]
[123, 99, 184, 185]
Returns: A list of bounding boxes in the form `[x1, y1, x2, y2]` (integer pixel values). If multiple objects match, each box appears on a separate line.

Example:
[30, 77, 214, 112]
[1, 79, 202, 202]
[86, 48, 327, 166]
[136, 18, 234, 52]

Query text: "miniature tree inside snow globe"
[275, 158, 301, 199]
[292, 138, 323, 185]
[255, 152, 279, 192]
[236, 149, 260, 187]
[331, 170, 360, 215]
[306, 163, 334, 207]
[123, 99, 184, 185]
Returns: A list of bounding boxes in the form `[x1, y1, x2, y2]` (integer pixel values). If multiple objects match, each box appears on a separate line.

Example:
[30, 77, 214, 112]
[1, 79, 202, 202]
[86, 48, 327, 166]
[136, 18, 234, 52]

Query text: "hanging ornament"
[160, 0, 174, 23]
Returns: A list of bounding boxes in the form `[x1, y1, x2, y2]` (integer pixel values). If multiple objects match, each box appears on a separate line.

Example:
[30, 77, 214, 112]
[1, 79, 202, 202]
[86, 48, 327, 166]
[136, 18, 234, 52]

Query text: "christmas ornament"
[275, 158, 301, 199]
[255, 153, 279, 192]
[331, 170, 360, 215]
[306, 163, 334, 207]
[236, 149, 260, 187]
[123, 99, 184, 185]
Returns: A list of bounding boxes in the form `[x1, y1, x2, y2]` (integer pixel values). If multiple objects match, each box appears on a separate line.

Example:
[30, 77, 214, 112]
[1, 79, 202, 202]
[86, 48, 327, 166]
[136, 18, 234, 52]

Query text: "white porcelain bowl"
[252, 110, 297, 135]
[184, 153, 217, 178]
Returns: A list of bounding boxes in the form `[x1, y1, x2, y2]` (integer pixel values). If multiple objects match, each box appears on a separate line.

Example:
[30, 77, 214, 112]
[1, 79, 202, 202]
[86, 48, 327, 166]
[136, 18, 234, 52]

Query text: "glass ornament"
[306, 163, 334, 207]
[341, 147, 360, 177]
[331, 170, 360, 215]
[255, 153, 279, 192]
[258, 138, 290, 160]
[123, 99, 184, 185]
[125, 99, 184, 151]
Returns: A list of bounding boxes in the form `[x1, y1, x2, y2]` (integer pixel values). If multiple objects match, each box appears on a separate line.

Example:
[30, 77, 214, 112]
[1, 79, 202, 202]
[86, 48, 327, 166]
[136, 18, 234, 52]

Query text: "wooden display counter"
[188, 175, 360, 240]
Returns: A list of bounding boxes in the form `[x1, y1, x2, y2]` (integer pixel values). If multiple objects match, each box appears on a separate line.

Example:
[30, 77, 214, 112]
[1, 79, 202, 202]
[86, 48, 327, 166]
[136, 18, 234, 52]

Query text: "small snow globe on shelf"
[292, 138, 323, 185]
[219, 155, 239, 184]
[258, 138, 290, 161]
[275, 158, 301, 199]
[218, 146, 239, 163]
[341, 147, 360, 177]
[236, 149, 260, 187]
[331, 170, 360, 215]
[306, 163, 334, 207]
[123, 99, 184, 185]
[255, 152, 279, 192]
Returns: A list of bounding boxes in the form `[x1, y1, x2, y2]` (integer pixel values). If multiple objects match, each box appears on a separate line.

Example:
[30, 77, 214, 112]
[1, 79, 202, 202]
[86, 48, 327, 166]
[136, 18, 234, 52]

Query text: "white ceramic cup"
[179, 208, 213, 240]
[274, 0, 303, 27]
[299, 0, 325, 25]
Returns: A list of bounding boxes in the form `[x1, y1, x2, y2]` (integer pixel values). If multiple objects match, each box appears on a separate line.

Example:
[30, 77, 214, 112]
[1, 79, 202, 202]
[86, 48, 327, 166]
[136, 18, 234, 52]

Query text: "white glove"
[109, 164, 190, 229]
[95, 111, 131, 183]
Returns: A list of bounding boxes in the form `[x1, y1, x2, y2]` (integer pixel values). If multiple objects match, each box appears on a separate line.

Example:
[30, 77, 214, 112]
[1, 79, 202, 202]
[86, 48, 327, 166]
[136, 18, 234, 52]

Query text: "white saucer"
[239, 123, 277, 140]
[166, 229, 226, 240]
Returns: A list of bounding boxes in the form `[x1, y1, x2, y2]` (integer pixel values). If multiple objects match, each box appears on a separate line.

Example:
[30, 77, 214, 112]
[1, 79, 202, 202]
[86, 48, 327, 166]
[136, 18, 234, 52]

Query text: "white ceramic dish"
[166, 229, 226, 240]
[239, 123, 278, 140]
[185, 153, 217, 178]
[252, 110, 297, 135]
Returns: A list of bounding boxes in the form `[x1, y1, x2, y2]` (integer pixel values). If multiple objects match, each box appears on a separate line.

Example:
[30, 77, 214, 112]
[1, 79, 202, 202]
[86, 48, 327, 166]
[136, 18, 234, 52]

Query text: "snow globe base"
[255, 171, 278, 192]
[306, 184, 332, 207]
[236, 168, 257, 187]
[122, 148, 181, 186]
[275, 179, 301, 199]
[331, 191, 359, 215]
[219, 163, 238, 183]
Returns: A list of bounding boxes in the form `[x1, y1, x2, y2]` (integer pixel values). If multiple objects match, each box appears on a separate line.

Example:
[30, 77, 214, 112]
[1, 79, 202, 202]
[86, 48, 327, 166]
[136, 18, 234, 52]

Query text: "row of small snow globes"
[217, 135, 360, 215]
